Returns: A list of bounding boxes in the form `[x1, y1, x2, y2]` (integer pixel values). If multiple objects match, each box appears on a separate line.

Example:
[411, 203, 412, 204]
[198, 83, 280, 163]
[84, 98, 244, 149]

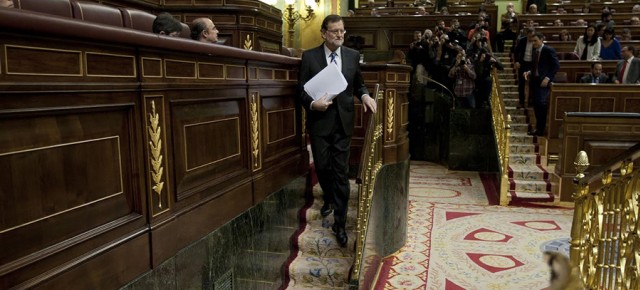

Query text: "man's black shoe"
[320, 203, 333, 217]
[332, 225, 348, 248]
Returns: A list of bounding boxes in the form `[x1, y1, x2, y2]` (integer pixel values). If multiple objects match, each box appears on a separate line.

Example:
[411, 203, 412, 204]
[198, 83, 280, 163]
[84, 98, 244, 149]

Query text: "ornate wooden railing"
[351, 84, 385, 282]
[571, 144, 640, 289]
[490, 71, 511, 205]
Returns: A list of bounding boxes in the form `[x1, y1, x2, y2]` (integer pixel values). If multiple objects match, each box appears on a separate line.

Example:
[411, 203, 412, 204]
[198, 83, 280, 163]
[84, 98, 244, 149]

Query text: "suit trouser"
[309, 120, 351, 228]
[530, 76, 549, 134]
[518, 61, 532, 105]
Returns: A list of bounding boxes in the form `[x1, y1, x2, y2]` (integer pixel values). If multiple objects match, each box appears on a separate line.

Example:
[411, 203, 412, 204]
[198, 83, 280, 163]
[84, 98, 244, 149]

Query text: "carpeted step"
[503, 98, 521, 107]
[284, 181, 359, 289]
[304, 208, 358, 229]
[509, 178, 550, 193]
[508, 164, 548, 181]
[509, 191, 554, 203]
[501, 91, 519, 100]
[509, 153, 541, 166]
[501, 84, 518, 93]
[510, 114, 528, 124]
[510, 123, 530, 133]
[505, 107, 526, 116]
[509, 143, 538, 154]
[510, 133, 536, 144]
[286, 254, 352, 288]
[294, 225, 355, 258]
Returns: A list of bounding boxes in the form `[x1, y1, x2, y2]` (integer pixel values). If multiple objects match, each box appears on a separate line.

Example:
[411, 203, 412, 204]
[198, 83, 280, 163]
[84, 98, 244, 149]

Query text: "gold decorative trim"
[148, 101, 165, 209]
[84, 52, 136, 78]
[266, 108, 296, 144]
[183, 117, 241, 172]
[250, 92, 262, 171]
[386, 89, 395, 141]
[244, 34, 253, 50]
[141, 57, 163, 78]
[4, 45, 83, 76]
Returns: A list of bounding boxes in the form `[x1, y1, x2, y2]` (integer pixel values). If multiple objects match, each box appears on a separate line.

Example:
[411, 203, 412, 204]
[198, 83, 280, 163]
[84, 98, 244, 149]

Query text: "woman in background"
[574, 24, 600, 60]
[600, 27, 621, 60]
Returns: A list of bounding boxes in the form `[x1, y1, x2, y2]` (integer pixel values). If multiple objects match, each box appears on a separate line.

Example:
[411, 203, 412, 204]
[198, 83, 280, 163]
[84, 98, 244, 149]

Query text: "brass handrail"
[490, 68, 511, 205]
[571, 144, 640, 289]
[351, 84, 384, 281]
[423, 76, 456, 109]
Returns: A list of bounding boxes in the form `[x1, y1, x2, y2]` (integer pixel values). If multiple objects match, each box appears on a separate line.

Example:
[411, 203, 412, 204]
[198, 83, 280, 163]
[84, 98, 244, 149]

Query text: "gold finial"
[601, 170, 612, 185]
[620, 159, 633, 176]
[574, 151, 589, 180]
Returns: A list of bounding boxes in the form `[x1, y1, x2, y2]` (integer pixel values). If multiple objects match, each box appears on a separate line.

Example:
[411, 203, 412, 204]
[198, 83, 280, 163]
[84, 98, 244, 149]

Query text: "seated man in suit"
[190, 18, 219, 43]
[0, 0, 14, 8]
[152, 12, 183, 37]
[579, 62, 609, 83]
[612, 45, 640, 84]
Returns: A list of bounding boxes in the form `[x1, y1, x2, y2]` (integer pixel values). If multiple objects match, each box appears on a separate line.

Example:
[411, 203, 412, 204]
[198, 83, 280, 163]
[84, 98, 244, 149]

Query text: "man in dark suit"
[579, 62, 609, 84]
[514, 27, 535, 108]
[524, 32, 559, 137]
[298, 14, 377, 247]
[612, 45, 640, 84]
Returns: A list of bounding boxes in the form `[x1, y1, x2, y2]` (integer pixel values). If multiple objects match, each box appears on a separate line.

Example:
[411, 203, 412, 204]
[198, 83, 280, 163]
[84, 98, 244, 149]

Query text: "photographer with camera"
[448, 48, 477, 108]
[474, 48, 504, 108]
[467, 17, 491, 45]
[447, 18, 468, 49]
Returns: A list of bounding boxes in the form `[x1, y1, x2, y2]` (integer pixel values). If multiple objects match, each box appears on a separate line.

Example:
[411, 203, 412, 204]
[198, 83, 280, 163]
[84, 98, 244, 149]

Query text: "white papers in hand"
[303, 64, 348, 101]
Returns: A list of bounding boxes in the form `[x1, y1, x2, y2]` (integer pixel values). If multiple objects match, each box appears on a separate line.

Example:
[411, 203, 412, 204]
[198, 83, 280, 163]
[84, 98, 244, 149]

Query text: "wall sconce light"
[284, 0, 319, 47]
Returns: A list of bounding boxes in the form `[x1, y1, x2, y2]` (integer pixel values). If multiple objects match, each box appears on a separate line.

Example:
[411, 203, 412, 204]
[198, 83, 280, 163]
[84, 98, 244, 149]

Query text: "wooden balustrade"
[570, 142, 640, 289]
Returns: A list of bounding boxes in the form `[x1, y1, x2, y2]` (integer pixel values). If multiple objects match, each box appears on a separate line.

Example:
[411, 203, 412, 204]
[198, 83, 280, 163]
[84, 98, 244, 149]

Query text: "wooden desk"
[546, 83, 640, 157]
[544, 40, 640, 54]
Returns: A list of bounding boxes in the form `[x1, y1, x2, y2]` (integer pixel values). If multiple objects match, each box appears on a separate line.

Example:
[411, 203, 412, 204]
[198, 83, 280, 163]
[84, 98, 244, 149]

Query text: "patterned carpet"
[373, 161, 573, 289]
[282, 180, 358, 289]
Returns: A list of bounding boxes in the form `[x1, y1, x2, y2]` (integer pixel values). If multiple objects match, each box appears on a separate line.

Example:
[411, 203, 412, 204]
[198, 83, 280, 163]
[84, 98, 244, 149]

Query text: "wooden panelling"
[548, 84, 640, 155]
[165, 59, 197, 79]
[170, 97, 249, 200]
[85, 52, 136, 77]
[198, 62, 225, 79]
[226, 65, 246, 80]
[141, 57, 162, 77]
[5, 45, 82, 76]
[554, 113, 640, 201]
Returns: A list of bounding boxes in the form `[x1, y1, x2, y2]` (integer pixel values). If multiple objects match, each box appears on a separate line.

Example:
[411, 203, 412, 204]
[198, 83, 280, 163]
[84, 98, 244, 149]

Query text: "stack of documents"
[303, 64, 348, 101]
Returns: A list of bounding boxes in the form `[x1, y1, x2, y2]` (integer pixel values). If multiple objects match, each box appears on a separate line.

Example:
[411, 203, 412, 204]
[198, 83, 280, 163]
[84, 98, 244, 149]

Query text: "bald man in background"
[190, 18, 219, 43]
